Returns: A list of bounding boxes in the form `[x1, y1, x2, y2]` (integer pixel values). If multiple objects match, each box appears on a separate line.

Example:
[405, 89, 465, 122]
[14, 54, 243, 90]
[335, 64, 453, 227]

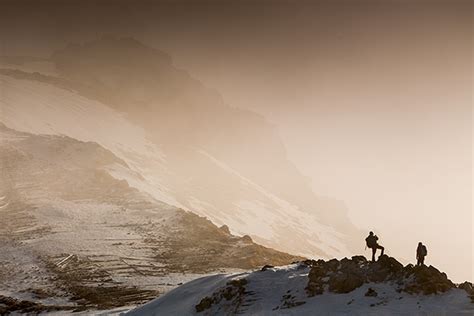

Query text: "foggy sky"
[0, 0, 472, 281]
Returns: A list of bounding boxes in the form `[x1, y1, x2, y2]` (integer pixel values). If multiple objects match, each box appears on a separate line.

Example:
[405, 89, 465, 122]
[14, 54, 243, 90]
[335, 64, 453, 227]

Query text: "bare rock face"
[458, 282, 474, 303]
[306, 255, 456, 297]
[403, 265, 455, 295]
[195, 278, 248, 313]
[0, 125, 304, 312]
[241, 235, 253, 243]
[260, 265, 275, 272]
[365, 288, 378, 297]
[328, 272, 365, 294]
[219, 225, 231, 235]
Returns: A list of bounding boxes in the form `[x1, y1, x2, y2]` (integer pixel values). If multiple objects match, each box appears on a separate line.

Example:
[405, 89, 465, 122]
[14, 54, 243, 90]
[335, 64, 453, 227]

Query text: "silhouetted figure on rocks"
[365, 231, 384, 262]
[416, 242, 427, 266]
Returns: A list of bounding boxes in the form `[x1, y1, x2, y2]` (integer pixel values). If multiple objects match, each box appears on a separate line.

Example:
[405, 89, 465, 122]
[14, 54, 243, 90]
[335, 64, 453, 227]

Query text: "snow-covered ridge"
[126, 257, 474, 316]
[0, 74, 179, 207]
[0, 71, 349, 259]
[0, 125, 302, 313]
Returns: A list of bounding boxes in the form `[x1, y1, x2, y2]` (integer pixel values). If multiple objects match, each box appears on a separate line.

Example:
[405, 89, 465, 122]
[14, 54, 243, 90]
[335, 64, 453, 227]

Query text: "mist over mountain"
[0, 36, 368, 313]
[0, 123, 302, 312]
[0, 30, 470, 316]
[1, 36, 361, 259]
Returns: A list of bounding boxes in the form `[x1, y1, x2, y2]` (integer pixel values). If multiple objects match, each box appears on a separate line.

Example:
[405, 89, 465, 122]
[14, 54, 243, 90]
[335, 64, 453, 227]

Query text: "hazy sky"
[0, 0, 472, 281]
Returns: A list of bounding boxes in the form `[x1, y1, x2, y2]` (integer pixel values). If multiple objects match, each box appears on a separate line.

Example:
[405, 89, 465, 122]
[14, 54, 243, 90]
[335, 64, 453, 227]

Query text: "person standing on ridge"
[365, 231, 384, 262]
[416, 242, 427, 266]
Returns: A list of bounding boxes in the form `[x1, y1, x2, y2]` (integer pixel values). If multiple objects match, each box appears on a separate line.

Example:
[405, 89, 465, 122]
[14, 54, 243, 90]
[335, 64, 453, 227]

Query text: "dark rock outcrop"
[241, 235, 253, 243]
[402, 265, 454, 295]
[261, 265, 275, 271]
[195, 278, 248, 313]
[365, 288, 378, 297]
[306, 255, 456, 297]
[219, 225, 231, 235]
[457, 282, 474, 303]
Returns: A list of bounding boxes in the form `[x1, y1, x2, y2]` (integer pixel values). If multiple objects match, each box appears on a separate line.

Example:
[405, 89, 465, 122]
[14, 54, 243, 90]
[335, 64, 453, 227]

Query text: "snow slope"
[0, 71, 351, 259]
[126, 263, 474, 316]
[0, 124, 301, 312]
[0, 74, 179, 208]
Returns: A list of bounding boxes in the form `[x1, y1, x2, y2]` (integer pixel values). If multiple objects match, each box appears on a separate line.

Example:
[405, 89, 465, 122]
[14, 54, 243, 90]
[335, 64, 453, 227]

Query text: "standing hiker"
[365, 231, 384, 262]
[416, 242, 427, 266]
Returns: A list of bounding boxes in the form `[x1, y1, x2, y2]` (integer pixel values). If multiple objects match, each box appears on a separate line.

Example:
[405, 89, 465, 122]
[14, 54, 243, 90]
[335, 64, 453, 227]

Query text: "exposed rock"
[241, 235, 253, 243]
[326, 259, 340, 272]
[365, 287, 378, 297]
[0, 295, 74, 314]
[458, 281, 474, 303]
[367, 255, 404, 283]
[458, 281, 473, 294]
[403, 265, 455, 295]
[219, 225, 231, 235]
[280, 293, 306, 309]
[195, 278, 248, 313]
[328, 272, 365, 294]
[261, 265, 275, 271]
[351, 255, 368, 265]
[301, 259, 317, 267]
[195, 296, 214, 313]
[306, 255, 456, 297]
[377, 255, 404, 274]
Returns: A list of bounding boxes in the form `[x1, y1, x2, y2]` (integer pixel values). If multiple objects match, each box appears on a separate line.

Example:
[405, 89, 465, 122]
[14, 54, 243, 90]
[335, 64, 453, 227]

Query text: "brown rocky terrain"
[0, 124, 302, 313]
[305, 255, 465, 297]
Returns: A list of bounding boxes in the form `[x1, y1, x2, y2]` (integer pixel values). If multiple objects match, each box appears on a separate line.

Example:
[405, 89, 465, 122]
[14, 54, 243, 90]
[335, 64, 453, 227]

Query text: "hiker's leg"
[379, 246, 384, 256]
[421, 257, 425, 266]
[371, 247, 376, 261]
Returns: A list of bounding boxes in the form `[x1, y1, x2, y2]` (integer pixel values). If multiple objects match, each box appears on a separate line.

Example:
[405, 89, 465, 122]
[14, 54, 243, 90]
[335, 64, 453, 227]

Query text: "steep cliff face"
[0, 124, 302, 312]
[0, 36, 361, 260]
[50, 36, 320, 208]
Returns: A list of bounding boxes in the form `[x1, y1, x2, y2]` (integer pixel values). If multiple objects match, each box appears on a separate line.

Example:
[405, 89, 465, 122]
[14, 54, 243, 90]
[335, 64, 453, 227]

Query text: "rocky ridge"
[305, 255, 460, 296]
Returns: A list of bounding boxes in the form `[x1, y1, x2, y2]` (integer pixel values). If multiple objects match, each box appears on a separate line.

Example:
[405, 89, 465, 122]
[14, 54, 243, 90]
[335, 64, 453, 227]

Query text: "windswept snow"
[0, 72, 351, 262]
[0, 75, 180, 207]
[198, 150, 350, 259]
[126, 264, 474, 316]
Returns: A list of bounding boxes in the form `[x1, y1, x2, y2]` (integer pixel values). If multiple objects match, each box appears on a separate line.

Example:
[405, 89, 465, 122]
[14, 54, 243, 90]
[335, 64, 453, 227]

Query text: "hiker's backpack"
[422, 245, 427, 256]
[365, 236, 376, 248]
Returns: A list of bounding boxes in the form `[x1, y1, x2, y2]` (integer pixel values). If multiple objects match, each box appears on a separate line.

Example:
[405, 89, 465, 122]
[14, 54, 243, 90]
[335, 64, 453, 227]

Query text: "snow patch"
[125, 264, 474, 315]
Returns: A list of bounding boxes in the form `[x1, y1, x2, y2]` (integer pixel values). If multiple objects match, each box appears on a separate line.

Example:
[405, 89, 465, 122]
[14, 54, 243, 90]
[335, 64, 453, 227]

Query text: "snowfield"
[0, 74, 179, 208]
[0, 71, 353, 260]
[0, 123, 303, 313]
[125, 264, 474, 316]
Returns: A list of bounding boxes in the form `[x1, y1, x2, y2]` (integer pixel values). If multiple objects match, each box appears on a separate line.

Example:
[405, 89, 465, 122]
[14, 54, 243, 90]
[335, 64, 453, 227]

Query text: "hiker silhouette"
[365, 231, 384, 261]
[416, 242, 427, 266]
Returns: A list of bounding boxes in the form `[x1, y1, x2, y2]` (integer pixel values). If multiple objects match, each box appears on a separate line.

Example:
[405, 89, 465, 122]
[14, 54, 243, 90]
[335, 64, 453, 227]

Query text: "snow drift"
[126, 256, 474, 315]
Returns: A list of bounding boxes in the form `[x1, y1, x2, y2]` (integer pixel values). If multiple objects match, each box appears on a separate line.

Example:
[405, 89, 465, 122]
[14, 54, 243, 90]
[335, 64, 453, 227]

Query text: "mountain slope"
[0, 36, 361, 259]
[0, 124, 301, 312]
[126, 256, 474, 315]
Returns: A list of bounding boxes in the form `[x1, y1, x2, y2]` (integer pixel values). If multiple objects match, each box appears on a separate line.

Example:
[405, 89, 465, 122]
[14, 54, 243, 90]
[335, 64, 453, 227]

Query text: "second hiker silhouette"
[365, 231, 384, 261]
[416, 242, 427, 266]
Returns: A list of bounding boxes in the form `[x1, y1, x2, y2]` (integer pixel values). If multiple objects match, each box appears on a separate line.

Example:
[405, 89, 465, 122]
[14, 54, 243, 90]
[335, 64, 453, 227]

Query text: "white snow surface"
[199, 150, 349, 258]
[125, 264, 474, 316]
[0, 74, 180, 207]
[0, 72, 350, 259]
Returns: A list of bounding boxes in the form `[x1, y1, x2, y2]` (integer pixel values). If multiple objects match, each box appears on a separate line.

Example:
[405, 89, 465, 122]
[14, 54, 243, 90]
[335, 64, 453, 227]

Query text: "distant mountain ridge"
[0, 36, 360, 260]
